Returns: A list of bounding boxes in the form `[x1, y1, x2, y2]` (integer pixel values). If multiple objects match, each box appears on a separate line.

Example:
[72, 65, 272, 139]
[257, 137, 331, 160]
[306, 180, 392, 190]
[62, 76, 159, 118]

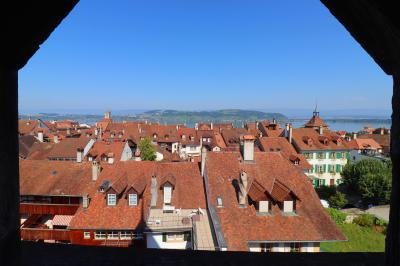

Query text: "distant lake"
[289, 119, 391, 132]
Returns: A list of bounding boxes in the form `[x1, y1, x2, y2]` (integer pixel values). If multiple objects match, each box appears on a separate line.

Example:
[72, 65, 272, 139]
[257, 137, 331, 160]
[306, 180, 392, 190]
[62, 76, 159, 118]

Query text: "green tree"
[342, 159, 392, 204]
[328, 191, 348, 209]
[138, 137, 157, 161]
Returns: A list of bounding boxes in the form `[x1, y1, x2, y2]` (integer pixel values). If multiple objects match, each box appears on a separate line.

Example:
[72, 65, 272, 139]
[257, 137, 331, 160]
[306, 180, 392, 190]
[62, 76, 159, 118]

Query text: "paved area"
[366, 205, 390, 221]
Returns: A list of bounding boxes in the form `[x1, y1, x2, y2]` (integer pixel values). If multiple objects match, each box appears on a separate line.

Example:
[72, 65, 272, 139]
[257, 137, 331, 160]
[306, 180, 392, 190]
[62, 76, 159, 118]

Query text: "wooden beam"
[0, 68, 20, 266]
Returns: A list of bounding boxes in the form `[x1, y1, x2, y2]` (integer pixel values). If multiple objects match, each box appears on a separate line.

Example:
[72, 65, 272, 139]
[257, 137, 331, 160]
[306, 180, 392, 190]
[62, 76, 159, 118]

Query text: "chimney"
[201, 146, 207, 177]
[380, 128, 384, 135]
[272, 118, 276, 124]
[210, 122, 213, 130]
[37, 131, 44, 142]
[176, 124, 179, 131]
[195, 123, 199, 130]
[94, 128, 98, 136]
[92, 161, 100, 181]
[150, 175, 158, 207]
[105, 111, 111, 119]
[76, 147, 84, 163]
[82, 194, 89, 209]
[242, 135, 255, 161]
[319, 125, 324, 135]
[238, 171, 248, 205]
[288, 125, 293, 144]
[352, 132, 357, 140]
[285, 123, 290, 137]
[67, 128, 71, 135]
[53, 135, 59, 143]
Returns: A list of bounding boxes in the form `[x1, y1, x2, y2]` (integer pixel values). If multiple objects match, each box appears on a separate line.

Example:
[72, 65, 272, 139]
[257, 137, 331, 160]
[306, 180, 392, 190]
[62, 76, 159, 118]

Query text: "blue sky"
[19, 0, 392, 115]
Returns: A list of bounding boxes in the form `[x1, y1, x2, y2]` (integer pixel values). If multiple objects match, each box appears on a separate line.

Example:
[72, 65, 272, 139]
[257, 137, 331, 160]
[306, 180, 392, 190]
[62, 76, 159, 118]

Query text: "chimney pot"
[77, 147, 84, 163]
[201, 146, 207, 177]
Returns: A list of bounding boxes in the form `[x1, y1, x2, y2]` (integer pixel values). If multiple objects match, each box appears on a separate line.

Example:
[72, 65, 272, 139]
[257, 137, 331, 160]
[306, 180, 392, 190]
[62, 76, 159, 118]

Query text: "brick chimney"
[352, 132, 357, 140]
[201, 146, 207, 177]
[238, 171, 248, 205]
[53, 135, 59, 143]
[241, 135, 255, 161]
[76, 147, 84, 163]
[92, 161, 101, 181]
[380, 128, 384, 135]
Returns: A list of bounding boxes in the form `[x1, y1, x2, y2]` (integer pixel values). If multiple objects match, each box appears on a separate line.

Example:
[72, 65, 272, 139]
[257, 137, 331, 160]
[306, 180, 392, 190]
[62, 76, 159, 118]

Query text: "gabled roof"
[47, 137, 92, 159]
[205, 152, 346, 251]
[292, 128, 352, 151]
[259, 137, 311, 169]
[19, 160, 94, 196]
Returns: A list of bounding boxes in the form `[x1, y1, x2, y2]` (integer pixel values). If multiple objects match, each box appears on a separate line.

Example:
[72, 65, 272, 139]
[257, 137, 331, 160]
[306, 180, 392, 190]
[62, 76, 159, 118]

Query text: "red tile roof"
[47, 137, 92, 159]
[259, 137, 311, 170]
[87, 141, 126, 161]
[69, 161, 206, 230]
[19, 160, 95, 196]
[291, 128, 352, 151]
[205, 152, 346, 251]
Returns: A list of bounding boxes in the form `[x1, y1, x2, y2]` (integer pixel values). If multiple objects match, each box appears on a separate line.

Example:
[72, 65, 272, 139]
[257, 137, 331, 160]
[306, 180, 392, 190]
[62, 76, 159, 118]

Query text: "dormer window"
[258, 200, 270, 213]
[107, 194, 116, 206]
[190, 135, 194, 141]
[182, 134, 186, 141]
[153, 134, 157, 139]
[163, 184, 172, 205]
[283, 200, 294, 213]
[128, 193, 138, 206]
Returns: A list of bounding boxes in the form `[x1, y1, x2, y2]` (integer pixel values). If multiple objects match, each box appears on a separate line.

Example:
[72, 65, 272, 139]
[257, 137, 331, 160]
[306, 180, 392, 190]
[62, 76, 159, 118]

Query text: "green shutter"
[328, 165, 331, 172]
[162, 233, 167, 242]
[323, 164, 327, 173]
[313, 179, 319, 188]
[346, 152, 350, 160]
[321, 179, 326, 186]
[337, 152, 342, 159]
[329, 152, 332, 159]
[336, 164, 340, 172]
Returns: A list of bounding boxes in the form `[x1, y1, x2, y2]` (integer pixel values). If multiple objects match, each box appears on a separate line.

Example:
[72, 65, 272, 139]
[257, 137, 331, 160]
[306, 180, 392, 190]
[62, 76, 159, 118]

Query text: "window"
[94, 231, 106, 240]
[84, 231, 90, 239]
[289, 243, 301, 252]
[260, 243, 273, 252]
[259, 201, 269, 213]
[217, 196, 223, 207]
[317, 152, 325, 159]
[120, 231, 133, 240]
[163, 185, 172, 204]
[283, 200, 294, 213]
[317, 165, 324, 173]
[165, 233, 185, 242]
[190, 146, 196, 151]
[107, 194, 116, 206]
[128, 193, 138, 206]
[107, 231, 119, 240]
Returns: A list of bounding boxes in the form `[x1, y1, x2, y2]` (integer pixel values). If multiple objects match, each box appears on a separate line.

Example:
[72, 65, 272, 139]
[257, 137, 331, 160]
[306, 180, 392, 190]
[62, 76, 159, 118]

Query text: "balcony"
[21, 228, 70, 242]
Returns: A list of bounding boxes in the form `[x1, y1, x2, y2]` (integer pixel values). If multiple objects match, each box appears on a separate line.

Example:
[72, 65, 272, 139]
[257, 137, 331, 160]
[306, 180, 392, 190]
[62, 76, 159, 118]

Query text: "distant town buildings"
[17, 109, 390, 251]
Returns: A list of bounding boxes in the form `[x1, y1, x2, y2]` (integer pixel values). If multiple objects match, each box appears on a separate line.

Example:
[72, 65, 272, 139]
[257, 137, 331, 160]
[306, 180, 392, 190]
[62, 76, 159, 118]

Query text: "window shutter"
[346, 152, 350, 160]
[328, 165, 331, 172]
[329, 152, 333, 159]
[322, 179, 326, 186]
[336, 164, 340, 172]
[337, 152, 342, 159]
[323, 164, 326, 173]
[162, 233, 167, 242]
[313, 179, 319, 188]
